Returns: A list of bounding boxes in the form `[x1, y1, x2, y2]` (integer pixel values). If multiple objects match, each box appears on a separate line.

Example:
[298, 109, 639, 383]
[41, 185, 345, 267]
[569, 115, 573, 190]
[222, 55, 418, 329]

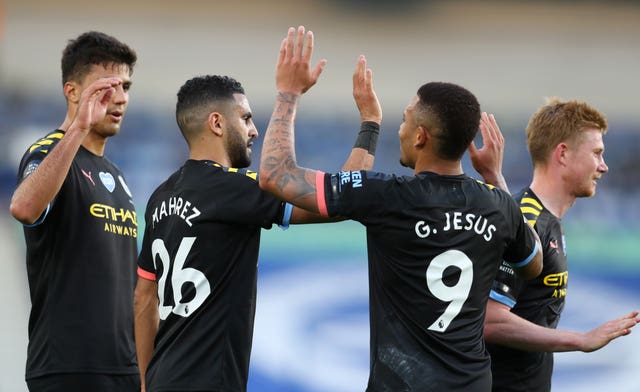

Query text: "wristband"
[353, 121, 380, 155]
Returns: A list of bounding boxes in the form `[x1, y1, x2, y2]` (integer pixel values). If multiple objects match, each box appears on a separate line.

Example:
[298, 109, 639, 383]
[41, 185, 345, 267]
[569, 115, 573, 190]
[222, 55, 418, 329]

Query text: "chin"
[96, 124, 121, 138]
[576, 187, 596, 198]
[399, 158, 413, 169]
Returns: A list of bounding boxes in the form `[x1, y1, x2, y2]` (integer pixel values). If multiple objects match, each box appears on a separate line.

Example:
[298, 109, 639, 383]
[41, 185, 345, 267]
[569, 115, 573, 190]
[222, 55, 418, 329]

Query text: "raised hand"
[276, 26, 327, 95]
[70, 77, 122, 135]
[352, 55, 381, 124]
[469, 112, 509, 191]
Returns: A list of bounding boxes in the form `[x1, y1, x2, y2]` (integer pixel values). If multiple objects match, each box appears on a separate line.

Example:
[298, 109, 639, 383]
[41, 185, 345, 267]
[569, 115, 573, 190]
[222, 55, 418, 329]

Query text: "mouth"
[108, 110, 124, 122]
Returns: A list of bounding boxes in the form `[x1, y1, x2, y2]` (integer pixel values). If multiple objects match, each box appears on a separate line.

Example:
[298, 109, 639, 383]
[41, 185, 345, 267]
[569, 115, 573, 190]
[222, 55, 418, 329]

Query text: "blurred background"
[1, 0, 639, 391]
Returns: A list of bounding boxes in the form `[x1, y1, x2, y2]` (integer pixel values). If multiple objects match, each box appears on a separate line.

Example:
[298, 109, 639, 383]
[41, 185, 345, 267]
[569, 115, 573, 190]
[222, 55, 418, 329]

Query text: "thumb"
[468, 140, 478, 154]
[311, 59, 327, 83]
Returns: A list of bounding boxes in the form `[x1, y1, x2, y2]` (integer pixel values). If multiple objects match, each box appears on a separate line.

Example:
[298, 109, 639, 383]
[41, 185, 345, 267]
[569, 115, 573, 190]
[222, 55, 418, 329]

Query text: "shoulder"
[17, 130, 65, 181]
[24, 130, 65, 156]
[514, 189, 546, 230]
[200, 161, 258, 182]
[222, 166, 259, 182]
[463, 176, 513, 203]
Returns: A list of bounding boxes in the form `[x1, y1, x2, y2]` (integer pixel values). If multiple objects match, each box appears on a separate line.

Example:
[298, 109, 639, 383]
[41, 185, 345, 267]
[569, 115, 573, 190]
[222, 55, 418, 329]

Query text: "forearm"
[342, 121, 379, 171]
[10, 131, 85, 224]
[259, 92, 318, 212]
[485, 307, 583, 352]
[134, 286, 159, 388]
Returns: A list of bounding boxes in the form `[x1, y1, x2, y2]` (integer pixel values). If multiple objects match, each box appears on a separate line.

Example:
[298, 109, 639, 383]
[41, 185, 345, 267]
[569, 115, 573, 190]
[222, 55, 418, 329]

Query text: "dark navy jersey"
[17, 130, 139, 380]
[137, 160, 291, 392]
[316, 170, 539, 392]
[488, 188, 568, 392]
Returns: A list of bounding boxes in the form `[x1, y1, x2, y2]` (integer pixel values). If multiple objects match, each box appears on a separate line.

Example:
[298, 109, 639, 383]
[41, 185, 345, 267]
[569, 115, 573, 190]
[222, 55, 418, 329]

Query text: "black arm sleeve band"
[353, 121, 380, 155]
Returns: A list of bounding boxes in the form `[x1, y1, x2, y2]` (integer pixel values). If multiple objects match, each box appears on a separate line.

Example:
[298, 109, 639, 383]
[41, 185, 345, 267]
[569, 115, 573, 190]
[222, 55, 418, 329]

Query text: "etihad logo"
[543, 271, 568, 298]
[90, 203, 138, 238]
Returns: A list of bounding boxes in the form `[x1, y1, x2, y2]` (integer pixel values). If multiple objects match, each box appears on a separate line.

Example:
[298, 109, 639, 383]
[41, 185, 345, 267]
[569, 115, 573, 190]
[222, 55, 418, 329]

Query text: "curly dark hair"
[415, 82, 481, 160]
[61, 31, 137, 85]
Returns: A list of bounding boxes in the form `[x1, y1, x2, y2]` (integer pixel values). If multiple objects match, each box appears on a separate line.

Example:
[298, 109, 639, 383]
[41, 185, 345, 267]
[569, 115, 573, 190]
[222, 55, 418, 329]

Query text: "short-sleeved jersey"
[137, 160, 290, 392]
[488, 188, 567, 392]
[316, 170, 539, 392]
[17, 130, 139, 380]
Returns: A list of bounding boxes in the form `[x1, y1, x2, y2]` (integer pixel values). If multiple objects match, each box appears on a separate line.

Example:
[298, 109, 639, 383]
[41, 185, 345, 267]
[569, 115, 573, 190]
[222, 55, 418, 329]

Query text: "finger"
[618, 311, 639, 321]
[488, 114, 504, 143]
[353, 55, 365, 88]
[278, 38, 287, 66]
[285, 27, 295, 61]
[478, 115, 491, 146]
[303, 30, 314, 64]
[99, 87, 115, 106]
[295, 25, 305, 60]
[80, 80, 118, 100]
[311, 59, 327, 83]
[484, 113, 501, 146]
[365, 68, 373, 92]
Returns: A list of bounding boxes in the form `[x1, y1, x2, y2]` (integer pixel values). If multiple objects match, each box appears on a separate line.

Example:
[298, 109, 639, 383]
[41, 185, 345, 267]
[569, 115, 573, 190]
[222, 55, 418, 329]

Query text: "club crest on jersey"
[118, 175, 132, 197]
[99, 172, 116, 193]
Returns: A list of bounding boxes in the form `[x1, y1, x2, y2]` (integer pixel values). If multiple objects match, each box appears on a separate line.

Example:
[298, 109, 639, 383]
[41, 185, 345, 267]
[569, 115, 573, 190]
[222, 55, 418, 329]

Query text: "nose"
[599, 157, 608, 173]
[112, 84, 128, 104]
[250, 124, 258, 139]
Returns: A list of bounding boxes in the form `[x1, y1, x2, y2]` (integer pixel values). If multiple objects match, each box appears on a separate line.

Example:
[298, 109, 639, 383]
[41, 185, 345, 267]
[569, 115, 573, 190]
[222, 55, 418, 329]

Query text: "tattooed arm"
[259, 25, 328, 213]
[260, 91, 322, 213]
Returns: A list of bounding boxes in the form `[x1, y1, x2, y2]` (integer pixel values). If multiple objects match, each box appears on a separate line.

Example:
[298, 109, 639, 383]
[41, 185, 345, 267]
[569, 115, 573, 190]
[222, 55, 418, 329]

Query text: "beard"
[225, 126, 251, 168]
[399, 155, 414, 169]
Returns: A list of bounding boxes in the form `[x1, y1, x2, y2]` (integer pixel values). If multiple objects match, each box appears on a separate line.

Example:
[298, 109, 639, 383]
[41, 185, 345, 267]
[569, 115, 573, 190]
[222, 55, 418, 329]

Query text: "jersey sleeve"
[490, 193, 539, 308]
[489, 261, 522, 308]
[16, 131, 65, 226]
[228, 169, 289, 229]
[316, 170, 390, 222]
[137, 209, 157, 281]
[501, 195, 539, 269]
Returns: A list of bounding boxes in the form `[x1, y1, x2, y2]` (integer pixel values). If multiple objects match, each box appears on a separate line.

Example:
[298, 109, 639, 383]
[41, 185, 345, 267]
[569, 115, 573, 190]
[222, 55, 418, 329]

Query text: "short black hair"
[416, 82, 480, 160]
[61, 31, 137, 85]
[176, 75, 245, 142]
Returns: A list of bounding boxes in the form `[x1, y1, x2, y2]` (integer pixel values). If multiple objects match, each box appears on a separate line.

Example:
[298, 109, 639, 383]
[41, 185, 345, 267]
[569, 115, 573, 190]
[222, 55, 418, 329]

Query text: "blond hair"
[526, 98, 607, 166]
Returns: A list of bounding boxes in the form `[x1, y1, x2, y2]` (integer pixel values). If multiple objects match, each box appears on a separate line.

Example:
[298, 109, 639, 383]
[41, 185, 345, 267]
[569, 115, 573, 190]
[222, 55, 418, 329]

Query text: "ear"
[553, 142, 569, 166]
[63, 81, 80, 104]
[414, 126, 428, 148]
[207, 112, 224, 137]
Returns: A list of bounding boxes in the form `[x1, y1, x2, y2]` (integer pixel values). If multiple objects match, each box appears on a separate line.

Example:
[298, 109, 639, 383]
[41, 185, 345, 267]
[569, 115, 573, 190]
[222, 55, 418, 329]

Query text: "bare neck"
[529, 167, 575, 219]
[188, 139, 230, 167]
[59, 113, 107, 156]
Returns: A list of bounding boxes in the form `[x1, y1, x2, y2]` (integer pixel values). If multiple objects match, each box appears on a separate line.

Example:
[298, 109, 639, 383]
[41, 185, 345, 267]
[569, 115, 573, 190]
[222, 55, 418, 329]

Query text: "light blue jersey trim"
[278, 203, 293, 230]
[490, 290, 516, 308]
[509, 240, 540, 268]
[24, 204, 50, 227]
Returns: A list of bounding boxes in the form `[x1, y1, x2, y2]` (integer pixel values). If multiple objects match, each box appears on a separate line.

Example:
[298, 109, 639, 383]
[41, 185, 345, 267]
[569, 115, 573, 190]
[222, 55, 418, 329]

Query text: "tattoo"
[261, 92, 317, 205]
